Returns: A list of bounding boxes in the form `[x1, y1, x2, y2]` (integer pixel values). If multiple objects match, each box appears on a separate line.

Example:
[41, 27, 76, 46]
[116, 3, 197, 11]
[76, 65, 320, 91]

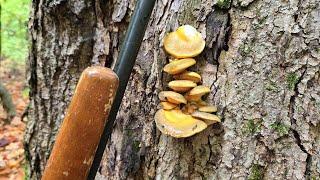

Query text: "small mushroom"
[160, 102, 178, 110]
[198, 105, 217, 113]
[159, 91, 187, 104]
[191, 111, 221, 125]
[163, 25, 205, 58]
[185, 85, 211, 102]
[155, 109, 207, 138]
[168, 80, 197, 92]
[182, 102, 198, 114]
[173, 71, 201, 83]
[163, 58, 196, 75]
[196, 100, 207, 106]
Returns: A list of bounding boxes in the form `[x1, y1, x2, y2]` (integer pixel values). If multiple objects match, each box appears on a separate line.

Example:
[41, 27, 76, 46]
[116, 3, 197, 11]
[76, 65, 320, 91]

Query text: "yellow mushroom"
[191, 111, 221, 125]
[198, 105, 217, 113]
[163, 25, 205, 58]
[156, 25, 220, 137]
[160, 102, 178, 110]
[173, 71, 201, 83]
[163, 58, 196, 75]
[185, 85, 211, 102]
[155, 109, 207, 138]
[159, 91, 187, 104]
[168, 80, 197, 92]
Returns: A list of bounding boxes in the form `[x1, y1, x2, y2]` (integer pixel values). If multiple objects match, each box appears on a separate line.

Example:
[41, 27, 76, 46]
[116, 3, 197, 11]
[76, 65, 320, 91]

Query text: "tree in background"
[25, 0, 319, 179]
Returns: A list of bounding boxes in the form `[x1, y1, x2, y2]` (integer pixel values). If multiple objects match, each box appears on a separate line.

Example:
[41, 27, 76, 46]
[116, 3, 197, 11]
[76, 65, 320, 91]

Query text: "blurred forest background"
[1, 0, 31, 179]
[1, 0, 30, 62]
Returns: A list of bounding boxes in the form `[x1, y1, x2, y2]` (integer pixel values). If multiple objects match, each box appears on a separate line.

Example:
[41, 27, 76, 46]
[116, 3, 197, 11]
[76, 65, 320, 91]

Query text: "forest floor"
[0, 60, 28, 179]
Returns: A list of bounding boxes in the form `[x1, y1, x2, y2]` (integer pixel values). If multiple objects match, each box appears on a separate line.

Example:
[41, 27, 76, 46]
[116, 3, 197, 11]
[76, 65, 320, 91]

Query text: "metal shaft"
[87, 0, 156, 179]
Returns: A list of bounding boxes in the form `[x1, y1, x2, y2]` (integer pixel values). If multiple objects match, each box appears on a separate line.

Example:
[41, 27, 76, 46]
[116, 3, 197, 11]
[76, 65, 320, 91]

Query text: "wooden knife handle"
[42, 66, 119, 180]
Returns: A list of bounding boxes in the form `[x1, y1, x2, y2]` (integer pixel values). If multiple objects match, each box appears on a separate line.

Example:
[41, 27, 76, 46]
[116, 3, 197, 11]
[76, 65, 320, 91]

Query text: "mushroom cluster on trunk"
[155, 25, 221, 138]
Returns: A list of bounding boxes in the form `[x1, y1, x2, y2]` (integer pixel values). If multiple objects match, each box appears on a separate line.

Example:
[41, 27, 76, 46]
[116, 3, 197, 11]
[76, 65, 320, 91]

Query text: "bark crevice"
[289, 65, 312, 178]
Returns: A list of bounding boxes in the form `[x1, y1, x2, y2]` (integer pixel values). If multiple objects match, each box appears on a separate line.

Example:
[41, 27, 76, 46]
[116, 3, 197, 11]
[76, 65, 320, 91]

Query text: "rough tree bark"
[25, 0, 319, 179]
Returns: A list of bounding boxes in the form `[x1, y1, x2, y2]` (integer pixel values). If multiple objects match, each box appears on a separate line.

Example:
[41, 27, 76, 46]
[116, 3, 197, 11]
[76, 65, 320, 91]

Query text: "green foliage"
[248, 164, 264, 180]
[1, 0, 31, 63]
[23, 163, 30, 180]
[270, 122, 289, 136]
[22, 87, 30, 99]
[286, 72, 299, 90]
[243, 119, 262, 135]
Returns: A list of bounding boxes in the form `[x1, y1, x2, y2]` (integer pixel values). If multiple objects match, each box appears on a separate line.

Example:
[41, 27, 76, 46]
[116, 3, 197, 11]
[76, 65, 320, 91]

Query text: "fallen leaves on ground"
[0, 60, 28, 179]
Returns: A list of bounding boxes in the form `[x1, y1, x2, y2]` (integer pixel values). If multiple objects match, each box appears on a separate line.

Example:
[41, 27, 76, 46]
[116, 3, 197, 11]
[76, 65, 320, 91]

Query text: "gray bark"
[25, 0, 320, 179]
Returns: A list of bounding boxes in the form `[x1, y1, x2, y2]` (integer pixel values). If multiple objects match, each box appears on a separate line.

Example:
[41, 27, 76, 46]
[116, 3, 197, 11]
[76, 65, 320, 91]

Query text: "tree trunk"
[25, 0, 320, 179]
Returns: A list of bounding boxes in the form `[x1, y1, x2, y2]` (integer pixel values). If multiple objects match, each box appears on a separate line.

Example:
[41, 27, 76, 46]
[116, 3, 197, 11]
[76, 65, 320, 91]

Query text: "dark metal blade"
[87, 0, 156, 179]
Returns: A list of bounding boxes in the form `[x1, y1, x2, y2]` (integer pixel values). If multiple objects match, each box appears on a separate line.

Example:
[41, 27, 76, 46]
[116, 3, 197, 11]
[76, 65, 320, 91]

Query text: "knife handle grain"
[42, 66, 119, 180]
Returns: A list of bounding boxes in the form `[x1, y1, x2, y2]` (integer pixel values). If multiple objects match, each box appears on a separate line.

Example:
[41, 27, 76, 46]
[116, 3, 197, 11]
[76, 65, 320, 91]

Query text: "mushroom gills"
[191, 111, 221, 125]
[155, 109, 207, 138]
[159, 91, 187, 104]
[168, 80, 197, 92]
[198, 105, 217, 113]
[163, 58, 196, 75]
[160, 102, 178, 110]
[185, 85, 211, 102]
[173, 71, 201, 83]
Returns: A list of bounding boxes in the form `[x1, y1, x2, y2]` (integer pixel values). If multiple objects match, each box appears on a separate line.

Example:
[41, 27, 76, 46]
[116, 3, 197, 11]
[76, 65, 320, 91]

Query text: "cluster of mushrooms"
[155, 25, 221, 138]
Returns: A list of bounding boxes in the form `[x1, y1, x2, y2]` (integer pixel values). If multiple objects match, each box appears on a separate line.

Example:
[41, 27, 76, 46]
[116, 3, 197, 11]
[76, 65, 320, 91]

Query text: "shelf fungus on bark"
[159, 91, 187, 104]
[163, 25, 205, 58]
[198, 105, 217, 113]
[155, 109, 207, 138]
[160, 101, 178, 110]
[191, 111, 221, 125]
[168, 80, 197, 92]
[163, 58, 196, 75]
[173, 71, 202, 83]
[185, 85, 211, 102]
[155, 25, 220, 138]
